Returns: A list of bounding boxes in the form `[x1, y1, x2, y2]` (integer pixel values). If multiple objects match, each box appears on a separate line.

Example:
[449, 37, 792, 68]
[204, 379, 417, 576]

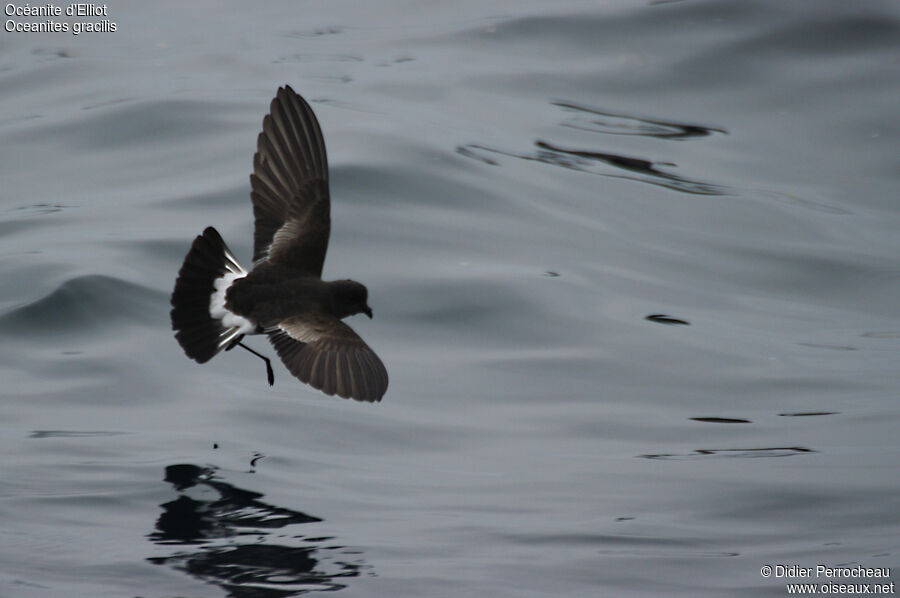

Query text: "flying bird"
[170, 86, 388, 402]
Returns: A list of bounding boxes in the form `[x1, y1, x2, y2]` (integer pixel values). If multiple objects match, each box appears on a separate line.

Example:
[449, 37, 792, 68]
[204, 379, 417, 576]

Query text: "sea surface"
[1, 1, 898, 596]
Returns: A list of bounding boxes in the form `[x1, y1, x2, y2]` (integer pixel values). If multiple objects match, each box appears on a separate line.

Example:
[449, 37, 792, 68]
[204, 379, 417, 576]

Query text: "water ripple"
[28, 430, 126, 438]
[641, 447, 815, 460]
[457, 141, 728, 196]
[0, 275, 166, 337]
[553, 100, 728, 139]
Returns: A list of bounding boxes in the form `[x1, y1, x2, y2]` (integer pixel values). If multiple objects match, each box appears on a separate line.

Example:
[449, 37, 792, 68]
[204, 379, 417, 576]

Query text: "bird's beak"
[364, 306, 373, 319]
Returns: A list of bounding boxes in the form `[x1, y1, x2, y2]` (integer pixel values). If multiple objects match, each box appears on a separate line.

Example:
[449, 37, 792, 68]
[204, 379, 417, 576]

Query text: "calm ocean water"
[1, 1, 898, 596]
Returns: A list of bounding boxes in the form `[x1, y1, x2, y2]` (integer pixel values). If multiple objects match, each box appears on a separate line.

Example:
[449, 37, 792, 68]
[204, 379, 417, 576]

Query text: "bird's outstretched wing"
[268, 314, 388, 402]
[250, 85, 330, 275]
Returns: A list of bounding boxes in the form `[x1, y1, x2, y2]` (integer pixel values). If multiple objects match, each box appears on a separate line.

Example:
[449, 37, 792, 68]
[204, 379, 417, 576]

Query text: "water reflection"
[148, 464, 367, 597]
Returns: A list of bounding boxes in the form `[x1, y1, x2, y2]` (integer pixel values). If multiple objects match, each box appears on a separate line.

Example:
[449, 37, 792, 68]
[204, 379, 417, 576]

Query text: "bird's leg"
[236, 342, 275, 386]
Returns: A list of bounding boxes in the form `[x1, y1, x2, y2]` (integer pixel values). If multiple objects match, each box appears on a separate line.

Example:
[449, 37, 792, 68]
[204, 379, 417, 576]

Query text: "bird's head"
[332, 279, 373, 319]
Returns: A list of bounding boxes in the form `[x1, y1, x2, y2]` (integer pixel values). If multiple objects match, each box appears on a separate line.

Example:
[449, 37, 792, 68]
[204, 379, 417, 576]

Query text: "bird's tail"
[170, 227, 250, 363]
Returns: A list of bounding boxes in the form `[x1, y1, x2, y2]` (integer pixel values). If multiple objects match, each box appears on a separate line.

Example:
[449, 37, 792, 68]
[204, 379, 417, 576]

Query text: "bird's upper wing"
[250, 85, 331, 275]
[268, 314, 388, 402]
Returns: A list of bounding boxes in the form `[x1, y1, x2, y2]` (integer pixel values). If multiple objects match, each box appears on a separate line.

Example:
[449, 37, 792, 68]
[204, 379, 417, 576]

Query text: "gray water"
[1, 1, 898, 596]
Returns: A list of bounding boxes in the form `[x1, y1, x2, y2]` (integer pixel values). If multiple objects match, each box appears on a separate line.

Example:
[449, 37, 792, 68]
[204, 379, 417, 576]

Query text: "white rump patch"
[209, 271, 255, 336]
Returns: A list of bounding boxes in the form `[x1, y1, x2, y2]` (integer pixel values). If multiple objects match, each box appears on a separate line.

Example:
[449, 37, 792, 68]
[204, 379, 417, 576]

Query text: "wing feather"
[250, 85, 331, 275]
[267, 315, 388, 402]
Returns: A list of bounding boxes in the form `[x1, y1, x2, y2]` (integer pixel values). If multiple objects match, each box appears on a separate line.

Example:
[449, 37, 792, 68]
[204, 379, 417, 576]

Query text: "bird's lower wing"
[268, 314, 388, 402]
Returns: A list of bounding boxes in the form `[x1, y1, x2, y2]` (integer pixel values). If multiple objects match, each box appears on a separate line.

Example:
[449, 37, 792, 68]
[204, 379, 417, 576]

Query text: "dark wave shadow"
[457, 99, 851, 214]
[5, 202, 69, 217]
[552, 101, 728, 140]
[29, 430, 126, 438]
[777, 411, 838, 417]
[689, 417, 751, 424]
[0, 201, 73, 238]
[456, 97, 728, 196]
[641, 447, 814, 460]
[457, 141, 727, 196]
[645, 314, 690, 326]
[148, 464, 367, 597]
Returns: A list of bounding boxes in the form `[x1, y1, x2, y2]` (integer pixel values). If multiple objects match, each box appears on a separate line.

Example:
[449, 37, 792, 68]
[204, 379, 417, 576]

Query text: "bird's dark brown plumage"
[170, 85, 388, 402]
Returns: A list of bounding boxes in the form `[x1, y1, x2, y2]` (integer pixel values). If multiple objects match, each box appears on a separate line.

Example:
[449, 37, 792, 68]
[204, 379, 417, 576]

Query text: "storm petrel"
[170, 86, 388, 402]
